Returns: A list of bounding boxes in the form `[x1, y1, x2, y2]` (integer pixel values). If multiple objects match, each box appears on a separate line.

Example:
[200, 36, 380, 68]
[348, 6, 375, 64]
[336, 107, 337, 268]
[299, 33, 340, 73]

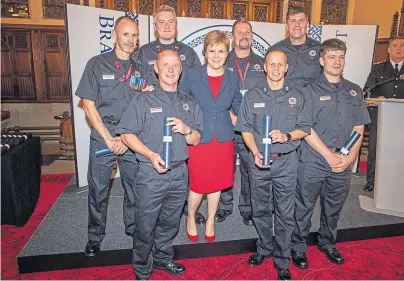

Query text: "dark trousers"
[366, 107, 378, 185]
[132, 162, 188, 279]
[291, 160, 351, 252]
[87, 125, 138, 241]
[249, 151, 297, 269]
[219, 134, 252, 216]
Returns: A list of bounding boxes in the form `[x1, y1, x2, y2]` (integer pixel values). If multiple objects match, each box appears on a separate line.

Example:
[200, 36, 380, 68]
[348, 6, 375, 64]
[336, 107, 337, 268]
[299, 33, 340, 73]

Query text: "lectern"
[360, 98, 404, 215]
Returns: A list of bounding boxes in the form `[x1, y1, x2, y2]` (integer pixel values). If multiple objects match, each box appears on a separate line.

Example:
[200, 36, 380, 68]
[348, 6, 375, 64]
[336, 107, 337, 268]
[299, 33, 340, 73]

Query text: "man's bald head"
[112, 16, 139, 55]
[265, 50, 288, 64]
[155, 50, 182, 89]
[265, 50, 288, 83]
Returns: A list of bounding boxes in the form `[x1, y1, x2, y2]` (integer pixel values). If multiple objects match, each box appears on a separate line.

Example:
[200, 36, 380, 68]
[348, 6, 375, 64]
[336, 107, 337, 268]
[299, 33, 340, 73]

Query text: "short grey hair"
[153, 5, 176, 23]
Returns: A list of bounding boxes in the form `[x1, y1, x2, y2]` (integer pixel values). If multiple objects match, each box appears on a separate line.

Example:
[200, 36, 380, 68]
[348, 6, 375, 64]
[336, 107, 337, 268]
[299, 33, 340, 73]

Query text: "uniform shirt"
[235, 80, 312, 154]
[75, 50, 148, 122]
[135, 40, 201, 86]
[116, 86, 203, 163]
[226, 50, 266, 94]
[364, 60, 404, 99]
[300, 74, 371, 162]
[267, 37, 321, 87]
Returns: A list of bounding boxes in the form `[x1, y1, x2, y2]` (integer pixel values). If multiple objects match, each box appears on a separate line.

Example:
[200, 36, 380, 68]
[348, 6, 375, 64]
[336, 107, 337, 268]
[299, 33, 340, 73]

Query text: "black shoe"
[154, 261, 186, 275]
[84, 240, 100, 257]
[242, 213, 254, 226]
[247, 252, 269, 266]
[195, 211, 206, 225]
[277, 268, 292, 280]
[215, 209, 232, 223]
[135, 275, 149, 280]
[317, 246, 344, 264]
[363, 183, 374, 192]
[291, 250, 308, 269]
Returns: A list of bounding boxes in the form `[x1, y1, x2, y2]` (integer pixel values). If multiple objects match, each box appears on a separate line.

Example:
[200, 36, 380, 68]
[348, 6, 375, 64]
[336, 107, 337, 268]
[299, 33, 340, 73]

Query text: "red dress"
[188, 75, 234, 194]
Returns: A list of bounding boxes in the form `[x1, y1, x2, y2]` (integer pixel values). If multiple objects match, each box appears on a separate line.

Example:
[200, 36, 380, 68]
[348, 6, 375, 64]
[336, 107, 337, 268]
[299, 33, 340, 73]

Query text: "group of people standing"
[75, 4, 404, 280]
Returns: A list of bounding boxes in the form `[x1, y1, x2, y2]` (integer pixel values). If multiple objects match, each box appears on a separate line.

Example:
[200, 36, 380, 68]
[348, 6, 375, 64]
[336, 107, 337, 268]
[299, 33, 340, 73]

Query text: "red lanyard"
[115, 62, 133, 82]
[235, 59, 251, 89]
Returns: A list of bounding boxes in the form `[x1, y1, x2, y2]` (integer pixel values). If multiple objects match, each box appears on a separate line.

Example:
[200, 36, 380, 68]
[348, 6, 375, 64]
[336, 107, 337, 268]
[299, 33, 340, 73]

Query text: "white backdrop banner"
[67, 4, 377, 187]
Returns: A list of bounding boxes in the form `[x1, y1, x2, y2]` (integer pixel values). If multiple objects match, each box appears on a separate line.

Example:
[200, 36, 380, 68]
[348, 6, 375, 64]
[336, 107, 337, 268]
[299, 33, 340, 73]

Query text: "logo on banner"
[180, 25, 271, 58]
[125, 12, 139, 24]
[308, 25, 322, 42]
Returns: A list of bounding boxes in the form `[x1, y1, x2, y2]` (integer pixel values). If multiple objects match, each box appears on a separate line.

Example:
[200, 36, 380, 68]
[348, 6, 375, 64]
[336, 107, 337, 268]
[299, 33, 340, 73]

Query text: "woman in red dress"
[183, 31, 242, 243]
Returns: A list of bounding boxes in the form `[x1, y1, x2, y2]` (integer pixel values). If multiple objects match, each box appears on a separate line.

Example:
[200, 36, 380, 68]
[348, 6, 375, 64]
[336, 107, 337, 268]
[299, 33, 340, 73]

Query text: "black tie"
[395, 63, 399, 73]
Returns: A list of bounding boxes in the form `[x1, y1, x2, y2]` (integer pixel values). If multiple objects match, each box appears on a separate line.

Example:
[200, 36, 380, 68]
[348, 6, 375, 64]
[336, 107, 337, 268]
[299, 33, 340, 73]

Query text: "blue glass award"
[95, 148, 112, 157]
[162, 117, 173, 169]
[262, 115, 272, 166]
[339, 131, 361, 155]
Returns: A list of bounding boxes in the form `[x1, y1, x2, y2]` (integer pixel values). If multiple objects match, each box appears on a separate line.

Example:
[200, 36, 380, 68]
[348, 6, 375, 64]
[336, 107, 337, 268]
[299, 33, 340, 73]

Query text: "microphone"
[262, 115, 272, 166]
[339, 131, 361, 155]
[364, 73, 402, 99]
[162, 117, 173, 169]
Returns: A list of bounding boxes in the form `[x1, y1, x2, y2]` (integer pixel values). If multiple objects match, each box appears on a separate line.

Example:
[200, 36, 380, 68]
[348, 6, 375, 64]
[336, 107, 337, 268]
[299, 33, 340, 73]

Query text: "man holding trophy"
[235, 49, 312, 281]
[117, 50, 203, 280]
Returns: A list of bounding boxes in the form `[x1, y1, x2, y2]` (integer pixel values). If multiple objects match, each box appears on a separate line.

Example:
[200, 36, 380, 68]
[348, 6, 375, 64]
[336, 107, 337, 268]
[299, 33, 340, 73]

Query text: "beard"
[238, 39, 250, 50]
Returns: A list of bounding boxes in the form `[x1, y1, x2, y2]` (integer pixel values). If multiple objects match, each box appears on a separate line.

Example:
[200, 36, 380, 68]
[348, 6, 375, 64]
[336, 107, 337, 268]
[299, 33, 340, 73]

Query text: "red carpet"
[359, 160, 367, 173]
[2, 173, 404, 280]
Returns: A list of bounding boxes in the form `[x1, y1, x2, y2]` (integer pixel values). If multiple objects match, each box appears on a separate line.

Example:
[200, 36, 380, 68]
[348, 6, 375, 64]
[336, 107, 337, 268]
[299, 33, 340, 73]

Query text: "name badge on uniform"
[103, 74, 115, 80]
[148, 60, 157, 65]
[320, 96, 331, 101]
[150, 107, 163, 113]
[254, 102, 265, 108]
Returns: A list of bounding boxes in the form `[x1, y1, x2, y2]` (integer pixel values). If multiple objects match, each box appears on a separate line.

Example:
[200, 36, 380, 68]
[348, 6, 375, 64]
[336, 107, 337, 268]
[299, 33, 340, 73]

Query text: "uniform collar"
[227, 49, 260, 62]
[151, 39, 180, 53]
[318, 73, 349, 91]
[104, 49, 135, 71]
[263, 79, 293, 96]
[284, 36, 318, 52]
[389, 59, 403, 71]
[154, 85, 180, 104]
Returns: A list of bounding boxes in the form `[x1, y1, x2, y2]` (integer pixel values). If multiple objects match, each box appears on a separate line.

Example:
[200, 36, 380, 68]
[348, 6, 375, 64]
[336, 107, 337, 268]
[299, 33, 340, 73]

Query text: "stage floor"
[17, 168, 404, 273]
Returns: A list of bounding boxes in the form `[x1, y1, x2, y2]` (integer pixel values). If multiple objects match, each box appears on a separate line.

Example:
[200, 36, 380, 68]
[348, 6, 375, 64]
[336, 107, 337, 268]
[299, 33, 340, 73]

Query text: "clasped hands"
[325, 152, 354, 173]
[105, 137, 128, 155]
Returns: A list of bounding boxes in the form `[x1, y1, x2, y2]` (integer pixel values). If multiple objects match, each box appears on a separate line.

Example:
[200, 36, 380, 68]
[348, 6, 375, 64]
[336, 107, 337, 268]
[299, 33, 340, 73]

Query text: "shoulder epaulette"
[374, 61, 386, 65]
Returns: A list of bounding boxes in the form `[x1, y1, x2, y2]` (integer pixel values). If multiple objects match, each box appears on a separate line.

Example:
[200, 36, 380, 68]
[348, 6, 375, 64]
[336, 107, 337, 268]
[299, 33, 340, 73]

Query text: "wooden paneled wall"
[1, 25, 69, 102]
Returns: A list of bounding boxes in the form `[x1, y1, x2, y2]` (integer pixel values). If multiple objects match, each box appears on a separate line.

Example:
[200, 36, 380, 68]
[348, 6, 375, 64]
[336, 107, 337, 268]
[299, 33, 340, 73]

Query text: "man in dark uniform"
[135, 4, 204, 224]
[363, 36, 404, 192]
[75, 16, 149, 257]
[117, 50, 203, 280]
[267, 6, 321, 87]
[135, 5, 201, 86]
[236, 50, 312, 281]
[291, 39, 370, 269]
[215, 19, 266, 226]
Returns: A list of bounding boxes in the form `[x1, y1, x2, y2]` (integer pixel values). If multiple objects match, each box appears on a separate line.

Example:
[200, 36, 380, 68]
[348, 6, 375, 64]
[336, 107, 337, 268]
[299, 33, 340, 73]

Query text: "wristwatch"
[185, 127, 193, 136]
[285, 133, 292, 141]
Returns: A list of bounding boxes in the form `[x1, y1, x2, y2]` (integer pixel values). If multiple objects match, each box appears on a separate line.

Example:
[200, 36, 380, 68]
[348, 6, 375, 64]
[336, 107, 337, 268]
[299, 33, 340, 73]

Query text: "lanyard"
[235, 58, 251, 89]
[115, 61, 133, 82]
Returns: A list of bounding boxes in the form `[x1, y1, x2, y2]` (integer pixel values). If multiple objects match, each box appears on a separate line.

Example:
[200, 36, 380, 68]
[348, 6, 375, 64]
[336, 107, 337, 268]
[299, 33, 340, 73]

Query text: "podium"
[359, 98, 404, 216]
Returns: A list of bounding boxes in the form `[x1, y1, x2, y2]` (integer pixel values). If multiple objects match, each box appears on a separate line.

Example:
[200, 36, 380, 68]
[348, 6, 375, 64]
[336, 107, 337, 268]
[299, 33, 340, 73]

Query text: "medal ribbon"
[235, 58, 251, 90]
[115, 61, 133, 82]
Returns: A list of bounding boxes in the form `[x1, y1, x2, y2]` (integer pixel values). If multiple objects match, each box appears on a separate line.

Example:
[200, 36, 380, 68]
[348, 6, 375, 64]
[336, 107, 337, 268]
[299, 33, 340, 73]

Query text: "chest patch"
[150, 107, 162, 113]
[289, 97, 297, 107]
[182, 103, 190, 112]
